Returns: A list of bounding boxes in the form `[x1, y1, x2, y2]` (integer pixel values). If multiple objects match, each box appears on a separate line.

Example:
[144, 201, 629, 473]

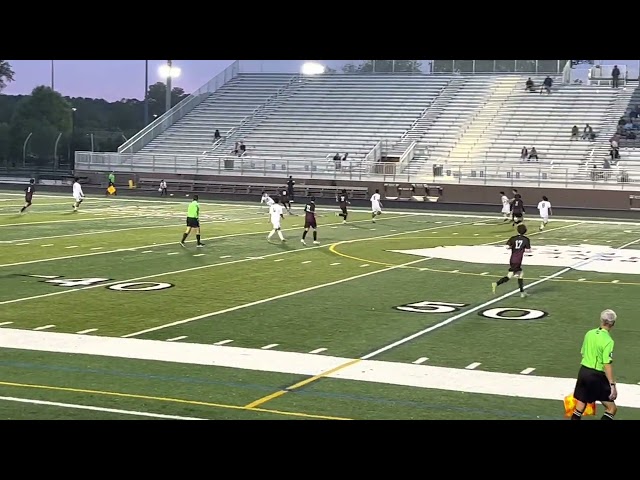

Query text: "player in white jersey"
[267, 197, 286, 242]
[499, 191, 511, 221]
[72, 177, 85, 212]
[370, 189, 382, 222]
[537, 195, 552, 230]
[260, 192, 274, 213]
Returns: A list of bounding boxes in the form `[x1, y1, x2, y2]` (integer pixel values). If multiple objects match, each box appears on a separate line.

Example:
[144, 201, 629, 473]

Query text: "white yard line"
[0, 395, 204, 420]
[121, 222, 581, 338]
[0, 329, 638, 409]
[0, 218, 459, 307]
[360, 237, 640, 360]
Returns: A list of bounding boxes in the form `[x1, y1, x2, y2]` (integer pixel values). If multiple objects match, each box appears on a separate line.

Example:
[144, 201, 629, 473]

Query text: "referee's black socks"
[601, 412, 615, 420]
[570, 409, 583, 420]
[517, 279, 524, 292]
[196, 234, 202, 245]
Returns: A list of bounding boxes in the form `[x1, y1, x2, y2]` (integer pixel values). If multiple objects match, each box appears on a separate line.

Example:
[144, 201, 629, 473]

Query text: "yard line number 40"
[394, 300, 548, 321]
[34, 276, 173, 292]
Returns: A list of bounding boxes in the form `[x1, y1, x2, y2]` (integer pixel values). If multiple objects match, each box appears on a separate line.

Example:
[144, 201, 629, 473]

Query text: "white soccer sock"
[277, 230, 284, 240]
[268, 230, 275, 239]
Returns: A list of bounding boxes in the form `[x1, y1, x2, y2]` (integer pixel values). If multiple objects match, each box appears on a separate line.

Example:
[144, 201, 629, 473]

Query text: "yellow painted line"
[0, 380, 351, 421]
[244, 358, 362, 409]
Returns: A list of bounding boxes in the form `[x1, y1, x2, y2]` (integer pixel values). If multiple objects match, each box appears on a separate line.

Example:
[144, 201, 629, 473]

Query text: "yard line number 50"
[37, 276, 173, 292]
[394, 300, 548, 321]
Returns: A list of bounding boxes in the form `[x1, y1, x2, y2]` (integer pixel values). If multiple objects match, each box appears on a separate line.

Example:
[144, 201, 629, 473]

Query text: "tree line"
[0, 60, 187, 169]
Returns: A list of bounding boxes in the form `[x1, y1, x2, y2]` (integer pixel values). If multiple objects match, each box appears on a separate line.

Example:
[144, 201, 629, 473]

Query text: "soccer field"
[1, 190, 639, 420]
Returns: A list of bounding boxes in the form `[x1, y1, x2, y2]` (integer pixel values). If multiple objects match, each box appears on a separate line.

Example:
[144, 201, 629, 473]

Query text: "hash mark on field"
[520, 367, 536, 375]
[331, 226, 338, 229]
[274, 259, 285, 262]
[606, 240, 613, 243]
[90, 247, 103, 250]
[214, 339, 233, 346]
[193, 254, 206, 257]
[76, 329, 98, 335]
[330, 262, 341, 266]
[142, 250, 154, 254]
[480, 272, 489, 275]
[16, 243, 29, 246]
[412, 357, 429, 364]
[309, 348, 327, 354]
[473, 234, 479, 236]
[350, 227, 357, 230]
[561, 238, 567, 241]
[65, 246, 79, 249]
[0, 322, 13, 327]
[625, 230, 633, 233]
[611, 280, 620, 283]
[578, 278, 586, 281]
[360, 264, 370, 267]
[301, 261, 312, 264]
[435, 221, 443, 224]
[390, 229, 397, 232]
[465, 362, 481, 370]
[33, 325, 55, 331]
[261, 344, 279, 350]
[220, 255, 232, 259]
[41, 244, 54, 247]
[452, 233, 459, 235]
[166, 336, 188, 342]
[167, 252, 179, 255]
[451, 269, 460, 273]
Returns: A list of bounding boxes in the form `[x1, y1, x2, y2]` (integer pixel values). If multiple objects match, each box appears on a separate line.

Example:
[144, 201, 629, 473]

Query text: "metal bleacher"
[438, 82, 629, 178]
[137, 73, 297, 156]
[205, 74, 454, 172]
[617, 85, 640, 169]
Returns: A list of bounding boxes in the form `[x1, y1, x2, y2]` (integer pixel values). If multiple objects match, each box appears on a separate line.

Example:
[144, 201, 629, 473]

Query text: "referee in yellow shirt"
[570, 309, 618, 420]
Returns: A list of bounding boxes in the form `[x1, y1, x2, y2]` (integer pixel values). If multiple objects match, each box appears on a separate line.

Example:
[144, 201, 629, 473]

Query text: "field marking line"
[0, 395, 205, 420]
[359, 236, 640, 360]
[0, 218, 460, 308]
[0, 215, 140, 228]
[244, 359, 363, 409]
[0, 381, 350, 421]
[243, 222, 585, 409]
[0, 213, 409, 269]
[120, 221, 478, 338]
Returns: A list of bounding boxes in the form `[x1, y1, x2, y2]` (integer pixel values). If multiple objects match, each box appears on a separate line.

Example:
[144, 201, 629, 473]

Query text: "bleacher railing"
[75, 151, 640, 189]
[117, 61, 240, 155]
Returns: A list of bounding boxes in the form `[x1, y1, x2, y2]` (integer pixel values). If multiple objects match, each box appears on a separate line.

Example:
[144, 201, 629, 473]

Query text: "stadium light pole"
[159, 60, 181, 114]
[51, 60, 55, 90]
[144, 60, 149, 126]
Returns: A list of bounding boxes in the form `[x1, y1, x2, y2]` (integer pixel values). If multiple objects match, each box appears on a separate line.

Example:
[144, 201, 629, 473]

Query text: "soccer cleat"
[197, 243, 205, 247]
[520, 292, 529, 298]
[281, 238, 286, 242]
[301, 239, 306, 245]
[342, 220, 347, 224]
[313, 241, 320, 245]
[179, 242, 186, 248]
[491, 282, 497, 294]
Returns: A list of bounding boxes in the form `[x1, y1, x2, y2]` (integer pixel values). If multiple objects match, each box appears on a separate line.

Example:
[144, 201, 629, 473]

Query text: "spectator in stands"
[630, 107, 640, 120]
[214, 129, 221, 141]
[333, 153, 341, 171]
[541, 76, 553, 94]
[618, 117, 627, 127]
[239, 142, 246, 156]
[582, 124, 593, 140]
[571, 125, 579, 140]
[525, 78, 535, 92]
[528, 147, 539, 161]
[520, 146, 528, 161]
[233, 142, 239, 155]
[159, 179, 167, 197]
[610, 144, 620, 162]
[611, 65, 621, 88]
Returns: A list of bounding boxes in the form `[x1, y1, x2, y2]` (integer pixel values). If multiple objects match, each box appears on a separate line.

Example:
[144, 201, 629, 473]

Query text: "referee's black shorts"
[573, 365, 612, 404]
[186, 217, 200, 228]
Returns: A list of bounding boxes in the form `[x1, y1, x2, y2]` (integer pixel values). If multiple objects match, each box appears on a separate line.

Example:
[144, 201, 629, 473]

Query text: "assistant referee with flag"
[570, 309, 618, 420]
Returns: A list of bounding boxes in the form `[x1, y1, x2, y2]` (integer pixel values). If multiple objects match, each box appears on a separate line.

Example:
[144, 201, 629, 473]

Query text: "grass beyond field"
[0, 190, 639, 420]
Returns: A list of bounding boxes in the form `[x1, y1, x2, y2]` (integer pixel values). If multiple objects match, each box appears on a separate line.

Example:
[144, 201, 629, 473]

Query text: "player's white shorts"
[540, 215, 549, 222]
[271, 221, 281, 230]
[371, 201, 382, 213]
[501, 205, 510, 214]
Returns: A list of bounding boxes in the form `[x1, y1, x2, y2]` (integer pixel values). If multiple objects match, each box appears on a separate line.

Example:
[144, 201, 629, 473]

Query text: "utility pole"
[51, 60, 55, 90]
[165, 60, 172, 113]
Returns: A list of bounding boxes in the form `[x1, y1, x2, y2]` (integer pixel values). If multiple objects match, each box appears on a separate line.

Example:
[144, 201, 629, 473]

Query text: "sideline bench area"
[136, 177, 370, 200]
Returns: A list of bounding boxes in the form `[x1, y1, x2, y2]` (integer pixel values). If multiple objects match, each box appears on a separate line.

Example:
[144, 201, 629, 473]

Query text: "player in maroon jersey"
[492, 223, 532, 298]
[301, 196, 319, 245]
[20, 179, 35, 213]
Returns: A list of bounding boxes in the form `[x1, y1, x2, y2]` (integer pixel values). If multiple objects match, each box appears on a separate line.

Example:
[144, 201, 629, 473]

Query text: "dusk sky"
[3, 60, 638, 101]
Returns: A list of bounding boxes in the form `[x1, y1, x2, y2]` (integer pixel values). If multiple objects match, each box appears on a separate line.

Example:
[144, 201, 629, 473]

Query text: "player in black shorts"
[281, 188, 292, 214]
[336, 189, 350, 223]
[492, 223, 531, 298]
[301, 196, 319, 245]
[511, 193, 525, 226]
[20, 179, 35, 214]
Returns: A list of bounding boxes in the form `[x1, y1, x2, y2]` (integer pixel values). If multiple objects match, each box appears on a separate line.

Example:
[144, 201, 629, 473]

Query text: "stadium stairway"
[617, 84, 640, 169]
[136, 73, 297, 156]
[201, 74, 454, 172]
